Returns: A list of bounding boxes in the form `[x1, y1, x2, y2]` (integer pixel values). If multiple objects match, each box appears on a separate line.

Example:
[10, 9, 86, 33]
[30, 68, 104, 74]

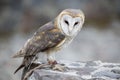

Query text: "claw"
[52, 64, 64, 71]
[52, 64, 68, 72]
[22, 62, 68, 80]
[48, 60, 57, 65]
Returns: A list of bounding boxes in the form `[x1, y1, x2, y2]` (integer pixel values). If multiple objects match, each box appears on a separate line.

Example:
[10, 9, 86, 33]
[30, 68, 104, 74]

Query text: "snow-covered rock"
[28, 61, 120, 80]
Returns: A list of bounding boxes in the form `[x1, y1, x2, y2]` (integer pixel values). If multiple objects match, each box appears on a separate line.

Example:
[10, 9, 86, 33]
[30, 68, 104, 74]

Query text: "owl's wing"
[13, 21, 65, 58]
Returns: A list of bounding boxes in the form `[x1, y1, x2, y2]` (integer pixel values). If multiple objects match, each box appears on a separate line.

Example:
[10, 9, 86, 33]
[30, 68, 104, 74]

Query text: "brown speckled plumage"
[13, 21, 65, 73]
[13, 9, 85, 78]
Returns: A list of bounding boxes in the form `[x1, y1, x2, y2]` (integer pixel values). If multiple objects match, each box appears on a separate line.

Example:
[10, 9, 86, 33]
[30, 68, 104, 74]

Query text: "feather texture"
[13, 21, 65, 73]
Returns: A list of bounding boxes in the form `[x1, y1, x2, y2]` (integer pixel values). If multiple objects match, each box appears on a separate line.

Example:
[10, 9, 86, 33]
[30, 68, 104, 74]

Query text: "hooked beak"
[68, 26, 73, 35]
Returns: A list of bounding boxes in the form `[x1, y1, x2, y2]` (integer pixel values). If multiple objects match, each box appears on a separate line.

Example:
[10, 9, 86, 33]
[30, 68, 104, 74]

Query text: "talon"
[52, 64, 67, 72]
[48, 60, 57, 65]
[53, 60, 57, 64]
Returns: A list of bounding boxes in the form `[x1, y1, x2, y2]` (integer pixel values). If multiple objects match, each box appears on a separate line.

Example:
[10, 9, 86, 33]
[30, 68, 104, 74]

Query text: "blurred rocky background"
[0, 0, 120, 80]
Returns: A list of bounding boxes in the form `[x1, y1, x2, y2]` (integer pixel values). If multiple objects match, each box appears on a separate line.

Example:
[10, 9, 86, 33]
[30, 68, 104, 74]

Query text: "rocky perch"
[28, 61, 120, 80]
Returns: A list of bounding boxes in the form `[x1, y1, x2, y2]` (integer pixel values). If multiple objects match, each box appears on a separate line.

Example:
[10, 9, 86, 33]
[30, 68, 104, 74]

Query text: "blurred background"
[0, 0, 120, 80]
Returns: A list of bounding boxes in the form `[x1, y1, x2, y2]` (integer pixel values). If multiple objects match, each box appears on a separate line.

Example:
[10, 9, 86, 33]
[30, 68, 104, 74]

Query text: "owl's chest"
[46, 36, 73, 53]
[53, 37, 73, 51]
[57, 38, 71, 47]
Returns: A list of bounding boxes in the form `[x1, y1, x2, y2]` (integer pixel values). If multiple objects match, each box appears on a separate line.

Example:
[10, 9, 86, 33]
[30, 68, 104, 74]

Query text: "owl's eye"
[74, 22, 79, 26]
[64, 20, 69, 25]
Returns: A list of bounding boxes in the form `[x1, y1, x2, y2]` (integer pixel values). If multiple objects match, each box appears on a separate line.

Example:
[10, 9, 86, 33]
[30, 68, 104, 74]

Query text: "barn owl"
[13, 9, 85, 74]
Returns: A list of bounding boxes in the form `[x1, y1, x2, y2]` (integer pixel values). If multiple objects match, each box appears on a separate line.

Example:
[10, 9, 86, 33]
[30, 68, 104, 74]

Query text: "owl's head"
[57, 9, 85, 36]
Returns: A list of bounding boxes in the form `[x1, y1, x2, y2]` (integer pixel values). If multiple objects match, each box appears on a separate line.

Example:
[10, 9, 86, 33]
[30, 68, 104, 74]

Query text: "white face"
[59, 15, 84, 36]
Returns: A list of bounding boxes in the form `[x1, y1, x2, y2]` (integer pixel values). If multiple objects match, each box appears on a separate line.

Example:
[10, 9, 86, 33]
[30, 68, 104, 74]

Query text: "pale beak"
[68, 26, 73, 34]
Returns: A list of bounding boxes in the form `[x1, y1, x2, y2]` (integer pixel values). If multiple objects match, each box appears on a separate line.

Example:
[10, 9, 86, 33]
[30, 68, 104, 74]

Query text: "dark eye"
[64, 20, 69, 25]
[74, 22, 79, 26]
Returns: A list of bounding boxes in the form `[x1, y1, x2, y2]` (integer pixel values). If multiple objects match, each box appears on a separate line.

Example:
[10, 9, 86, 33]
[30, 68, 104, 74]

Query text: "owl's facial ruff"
[57, 9, 85, 36]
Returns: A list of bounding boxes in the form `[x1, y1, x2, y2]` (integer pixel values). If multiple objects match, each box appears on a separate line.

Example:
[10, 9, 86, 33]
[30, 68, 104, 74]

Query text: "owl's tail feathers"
[14, 57, 26, 74]
[13, 50, 26, 74]
[14, 56, 35, 74]
[14, 64, 24, 74]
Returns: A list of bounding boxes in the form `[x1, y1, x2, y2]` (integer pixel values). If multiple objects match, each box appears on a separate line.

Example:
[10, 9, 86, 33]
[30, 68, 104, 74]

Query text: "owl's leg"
[47, 53, 57, 65]
[47, 53, 67, 72]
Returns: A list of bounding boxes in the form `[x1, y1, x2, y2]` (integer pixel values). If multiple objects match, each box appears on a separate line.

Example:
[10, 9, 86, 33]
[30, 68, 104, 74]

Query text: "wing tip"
[12, 50, 25, 58]
[12, 53, 21, 58]
[12, 55, 18, 58]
